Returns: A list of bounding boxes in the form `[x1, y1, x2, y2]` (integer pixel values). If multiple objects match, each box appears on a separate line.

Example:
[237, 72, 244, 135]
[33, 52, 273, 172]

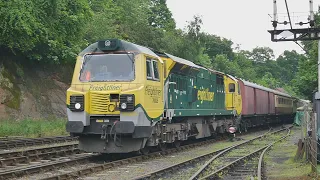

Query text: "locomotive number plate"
[96, 119, 110, 123]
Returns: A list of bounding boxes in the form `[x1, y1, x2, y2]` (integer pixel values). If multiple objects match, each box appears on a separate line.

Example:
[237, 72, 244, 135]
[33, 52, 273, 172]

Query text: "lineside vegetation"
[0, 119, 68, 137]
[1, 0, 320, 99]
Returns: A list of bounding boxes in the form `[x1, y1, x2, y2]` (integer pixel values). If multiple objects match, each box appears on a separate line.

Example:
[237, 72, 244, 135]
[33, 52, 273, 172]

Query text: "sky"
[166, 0, 320, 58]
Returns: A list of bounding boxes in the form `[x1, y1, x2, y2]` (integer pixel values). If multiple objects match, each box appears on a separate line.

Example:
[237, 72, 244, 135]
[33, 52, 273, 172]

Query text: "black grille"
[70, 95, 84, 112]
[120, 94, 135, 111]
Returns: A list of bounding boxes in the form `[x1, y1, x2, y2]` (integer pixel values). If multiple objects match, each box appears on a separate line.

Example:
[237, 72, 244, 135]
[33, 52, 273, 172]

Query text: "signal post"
[268, 0, 320, 170]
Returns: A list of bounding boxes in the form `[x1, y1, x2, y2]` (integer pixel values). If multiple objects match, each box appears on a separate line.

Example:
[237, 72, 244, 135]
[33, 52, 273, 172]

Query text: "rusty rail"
[257, 127, 292, 180]
[41, 125, 278, 180]
[0, 136, 78, 150]
[194, 126, 292, 180]
[0, 142, 79, 168]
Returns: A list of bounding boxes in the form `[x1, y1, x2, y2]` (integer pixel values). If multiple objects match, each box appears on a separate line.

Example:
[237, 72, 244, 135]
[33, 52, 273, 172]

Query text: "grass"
[263, 127, 318, 179]
[0, 118, 68, 138]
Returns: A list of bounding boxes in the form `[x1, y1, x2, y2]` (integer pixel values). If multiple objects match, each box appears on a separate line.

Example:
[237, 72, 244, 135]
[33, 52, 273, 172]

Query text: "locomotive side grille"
[90, 93, 112, 114]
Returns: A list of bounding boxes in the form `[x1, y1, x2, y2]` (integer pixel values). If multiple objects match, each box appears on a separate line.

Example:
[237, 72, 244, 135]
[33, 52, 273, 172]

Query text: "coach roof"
[241, 79, 291, 97]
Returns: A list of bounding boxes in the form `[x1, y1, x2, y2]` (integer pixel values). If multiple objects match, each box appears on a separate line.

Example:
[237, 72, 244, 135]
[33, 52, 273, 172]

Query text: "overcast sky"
[166, 0, 320, 58]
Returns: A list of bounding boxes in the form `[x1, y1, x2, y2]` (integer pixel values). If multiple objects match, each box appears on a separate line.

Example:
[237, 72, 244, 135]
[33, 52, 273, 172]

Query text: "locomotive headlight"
[69, 95, 84, 112]
[121, 103, 127, 109]
[75, 103, 81, 110]
[119, 94, 134, 111]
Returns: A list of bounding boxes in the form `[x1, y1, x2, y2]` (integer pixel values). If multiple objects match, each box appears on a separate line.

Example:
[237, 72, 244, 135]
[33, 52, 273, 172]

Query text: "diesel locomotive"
[66, 39, 298, 154]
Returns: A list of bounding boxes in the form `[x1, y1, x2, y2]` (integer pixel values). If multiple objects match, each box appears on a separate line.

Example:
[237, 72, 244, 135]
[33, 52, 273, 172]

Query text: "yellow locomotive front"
[66, 39, 164, 153]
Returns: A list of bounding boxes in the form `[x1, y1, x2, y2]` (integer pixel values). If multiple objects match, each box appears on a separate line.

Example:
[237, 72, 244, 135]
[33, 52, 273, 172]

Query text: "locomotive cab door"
[144, 56, 164, 120]
[226, 83, 235, 108]
[224, 75, 242, 115]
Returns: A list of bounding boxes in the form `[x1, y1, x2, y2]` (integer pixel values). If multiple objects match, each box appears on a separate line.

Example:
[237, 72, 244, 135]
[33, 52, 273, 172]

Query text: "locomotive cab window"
[146, 58, 160, 81]
[229, 83, 235, 92]
[146, 60, 152, 79]
[152, 60, 159, 80]
[79, 53, 134, 82]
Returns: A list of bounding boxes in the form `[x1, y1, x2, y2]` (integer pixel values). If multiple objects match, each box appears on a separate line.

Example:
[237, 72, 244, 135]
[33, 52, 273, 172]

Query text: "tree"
[200, 33, 234, 61]
[212, 54, 243, 78]
[84, 0, 120, 43]
[276, 50, 302, 84]
[177, 15, 205, 62]
[148, 0, 176, 31]
[256, 72, 280, 89]
[0, 0, 93, 63]
[291, 43, 317, 99]
[233, 52, 257, 81]
[250, 47, 275, 63]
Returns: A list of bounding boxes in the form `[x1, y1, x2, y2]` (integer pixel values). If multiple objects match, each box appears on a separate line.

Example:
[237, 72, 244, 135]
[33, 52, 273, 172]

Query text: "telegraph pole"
[268, 0, 320, 164]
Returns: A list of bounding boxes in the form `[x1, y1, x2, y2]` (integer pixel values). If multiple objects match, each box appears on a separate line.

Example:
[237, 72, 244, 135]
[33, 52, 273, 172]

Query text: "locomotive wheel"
[158, 143, 167, 151]
[173, 140, 181, 148]
[140, 147, 150, 155]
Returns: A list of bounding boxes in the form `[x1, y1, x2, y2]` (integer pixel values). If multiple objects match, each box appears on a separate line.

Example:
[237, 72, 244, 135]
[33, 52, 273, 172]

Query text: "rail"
[128, 125, 291, 180]
[0, 136, 78, 150]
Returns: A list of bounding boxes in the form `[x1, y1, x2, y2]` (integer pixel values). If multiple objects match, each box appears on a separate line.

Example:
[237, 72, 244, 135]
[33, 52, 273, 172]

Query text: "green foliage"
[84, 0, 120, 43]
[0, 0, 317, 99]
[0, 0, 93, 64]
[0, 119, 68, 137]
[213, 54, 244, 78]
[256, 72, 280, 89]
[148, 0, 176, 31]
[200, 33, 234, 60]
[249, 47, 275, 63]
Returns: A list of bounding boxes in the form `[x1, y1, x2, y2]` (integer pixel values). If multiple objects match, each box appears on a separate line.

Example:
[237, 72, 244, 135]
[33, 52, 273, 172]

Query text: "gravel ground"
[74, 126, 284, 180]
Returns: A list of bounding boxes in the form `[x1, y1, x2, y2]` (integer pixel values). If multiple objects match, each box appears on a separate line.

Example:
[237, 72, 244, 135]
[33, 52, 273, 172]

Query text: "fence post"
[305, 104, 308, 161]
[311, 112, 317, 173]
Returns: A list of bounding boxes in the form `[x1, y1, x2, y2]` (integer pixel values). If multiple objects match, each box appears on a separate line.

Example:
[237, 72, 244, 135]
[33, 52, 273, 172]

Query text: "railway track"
[0, 136, 78, 150]
[37, 138, 225, 180]
[0, 124, 285, 180]
[129, 125, 291, 180]
[0, 137, 224, 180]
[191, 127, 291, 180]
[0, 142, 80, 168]
[37, 125, 285, 180]
[0, 152, 99, 180]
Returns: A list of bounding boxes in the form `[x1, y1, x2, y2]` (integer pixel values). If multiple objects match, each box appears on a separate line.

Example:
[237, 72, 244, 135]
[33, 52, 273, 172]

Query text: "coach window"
[229, 83, 235, 92]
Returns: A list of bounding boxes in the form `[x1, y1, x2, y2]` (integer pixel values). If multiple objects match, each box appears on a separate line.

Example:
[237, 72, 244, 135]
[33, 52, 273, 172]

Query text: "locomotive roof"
[207, 68, 225, 76]
[164, 53, 206, 70]
[79, 39, 161, 62]
[241, 79, 291, 97]
[226, 74, 238, 82]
